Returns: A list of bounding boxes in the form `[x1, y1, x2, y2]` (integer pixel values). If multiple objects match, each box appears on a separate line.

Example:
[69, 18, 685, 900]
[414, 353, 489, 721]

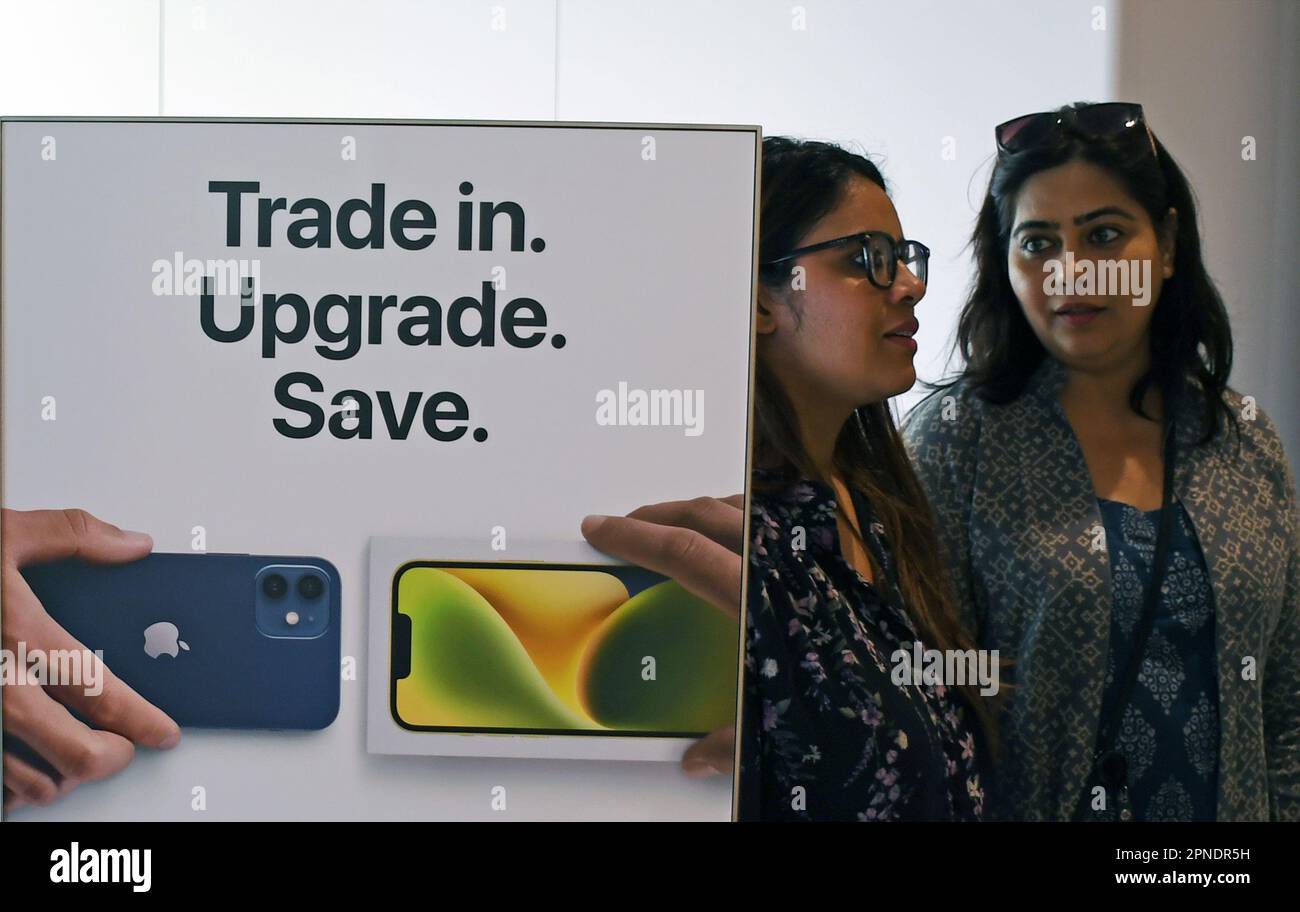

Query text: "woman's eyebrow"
[855, 227, 903, 242]
[1013, 207, 1137, 236]
[1012, 219, 1057, 236]
[1074, 206, 1137, 225]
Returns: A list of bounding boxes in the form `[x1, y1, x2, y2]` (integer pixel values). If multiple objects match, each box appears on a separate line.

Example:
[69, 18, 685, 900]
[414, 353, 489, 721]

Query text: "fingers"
[719, 493, 744, 509]
[625, 495, 745, 555]
[2, 681, 136, 788]
[2, 752, 60, 806]
[0, 508, 168, 811]
[1, 508, 152, 569]
[681, 725, 736, 778]
[581, 513, 742, 619]
[4, 575, 180, 749]
[3, 785, 25, 813]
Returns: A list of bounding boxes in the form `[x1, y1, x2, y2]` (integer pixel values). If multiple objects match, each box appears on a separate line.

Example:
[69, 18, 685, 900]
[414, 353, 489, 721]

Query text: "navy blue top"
[1091, 498, 1219, 820]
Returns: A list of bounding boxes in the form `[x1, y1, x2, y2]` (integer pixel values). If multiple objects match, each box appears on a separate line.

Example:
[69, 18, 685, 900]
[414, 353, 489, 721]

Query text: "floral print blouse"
[737, 470, 985, 821]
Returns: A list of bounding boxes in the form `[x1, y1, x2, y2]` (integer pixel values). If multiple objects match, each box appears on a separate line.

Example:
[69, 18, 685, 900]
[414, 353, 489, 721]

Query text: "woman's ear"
[756, 287, 779, 335]
[1158, 207, 1178, 278]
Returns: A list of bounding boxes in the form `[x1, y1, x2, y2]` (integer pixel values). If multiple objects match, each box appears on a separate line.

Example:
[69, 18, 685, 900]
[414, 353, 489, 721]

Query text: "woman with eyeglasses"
[904, 102, 1299, 821]
[736, 137, 997, 821]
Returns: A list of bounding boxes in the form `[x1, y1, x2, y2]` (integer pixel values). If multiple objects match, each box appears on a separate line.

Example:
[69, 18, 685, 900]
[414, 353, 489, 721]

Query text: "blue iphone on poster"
[21, 552, 341, 730]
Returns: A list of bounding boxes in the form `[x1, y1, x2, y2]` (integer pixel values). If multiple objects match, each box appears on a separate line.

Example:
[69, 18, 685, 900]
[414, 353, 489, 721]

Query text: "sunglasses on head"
[995, 102, 1158, 158]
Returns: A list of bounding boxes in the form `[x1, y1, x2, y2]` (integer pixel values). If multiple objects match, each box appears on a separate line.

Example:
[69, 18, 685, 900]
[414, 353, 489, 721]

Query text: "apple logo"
[143, 622, 191, 659]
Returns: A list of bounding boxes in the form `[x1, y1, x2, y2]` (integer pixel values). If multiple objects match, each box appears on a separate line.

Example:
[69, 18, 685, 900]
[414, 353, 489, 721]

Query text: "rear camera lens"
[262, 573, 288, 599]
[297, 574, 325, 600]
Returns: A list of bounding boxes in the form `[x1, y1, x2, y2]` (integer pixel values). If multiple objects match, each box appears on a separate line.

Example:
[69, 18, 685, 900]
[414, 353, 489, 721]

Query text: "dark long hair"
[953, 102, 1234, 443]
[754, 137, 998, 744]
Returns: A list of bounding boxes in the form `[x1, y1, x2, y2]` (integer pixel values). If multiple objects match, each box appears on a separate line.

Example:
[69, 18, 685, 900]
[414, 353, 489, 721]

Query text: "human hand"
[2, 508, 181, 812]
[581, 494, 744, 778]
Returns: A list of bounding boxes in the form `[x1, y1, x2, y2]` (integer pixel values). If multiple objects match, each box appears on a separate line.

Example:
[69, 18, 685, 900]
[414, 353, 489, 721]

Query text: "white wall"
[1116, 0, 1299, 471]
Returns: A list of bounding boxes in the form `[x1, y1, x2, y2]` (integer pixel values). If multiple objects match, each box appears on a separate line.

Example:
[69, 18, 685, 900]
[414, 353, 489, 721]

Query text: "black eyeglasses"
[995, 102, 1158, 158]
[761, 231, 929, 289]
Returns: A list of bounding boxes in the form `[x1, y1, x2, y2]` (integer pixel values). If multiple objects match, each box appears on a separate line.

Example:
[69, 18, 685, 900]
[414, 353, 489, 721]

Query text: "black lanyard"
[1074, 416, 1178, 821]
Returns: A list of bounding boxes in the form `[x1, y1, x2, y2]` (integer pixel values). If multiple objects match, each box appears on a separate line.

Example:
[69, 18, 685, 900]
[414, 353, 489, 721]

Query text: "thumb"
[681, 725, 736, 778]
[2, 508, 153, 568]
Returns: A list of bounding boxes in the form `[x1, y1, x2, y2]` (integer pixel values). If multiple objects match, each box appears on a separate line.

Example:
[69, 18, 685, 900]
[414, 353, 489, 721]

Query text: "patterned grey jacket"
[903, 357, 1299, 821]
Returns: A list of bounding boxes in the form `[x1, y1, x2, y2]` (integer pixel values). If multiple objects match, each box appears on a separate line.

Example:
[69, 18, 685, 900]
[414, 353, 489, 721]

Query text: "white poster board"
[1, 118, 757, 820]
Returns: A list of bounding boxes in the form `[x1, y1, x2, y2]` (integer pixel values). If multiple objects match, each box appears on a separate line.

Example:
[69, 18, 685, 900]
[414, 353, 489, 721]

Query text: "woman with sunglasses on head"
[736, 137, 996, 821]
[905, 102, 1299, 821]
